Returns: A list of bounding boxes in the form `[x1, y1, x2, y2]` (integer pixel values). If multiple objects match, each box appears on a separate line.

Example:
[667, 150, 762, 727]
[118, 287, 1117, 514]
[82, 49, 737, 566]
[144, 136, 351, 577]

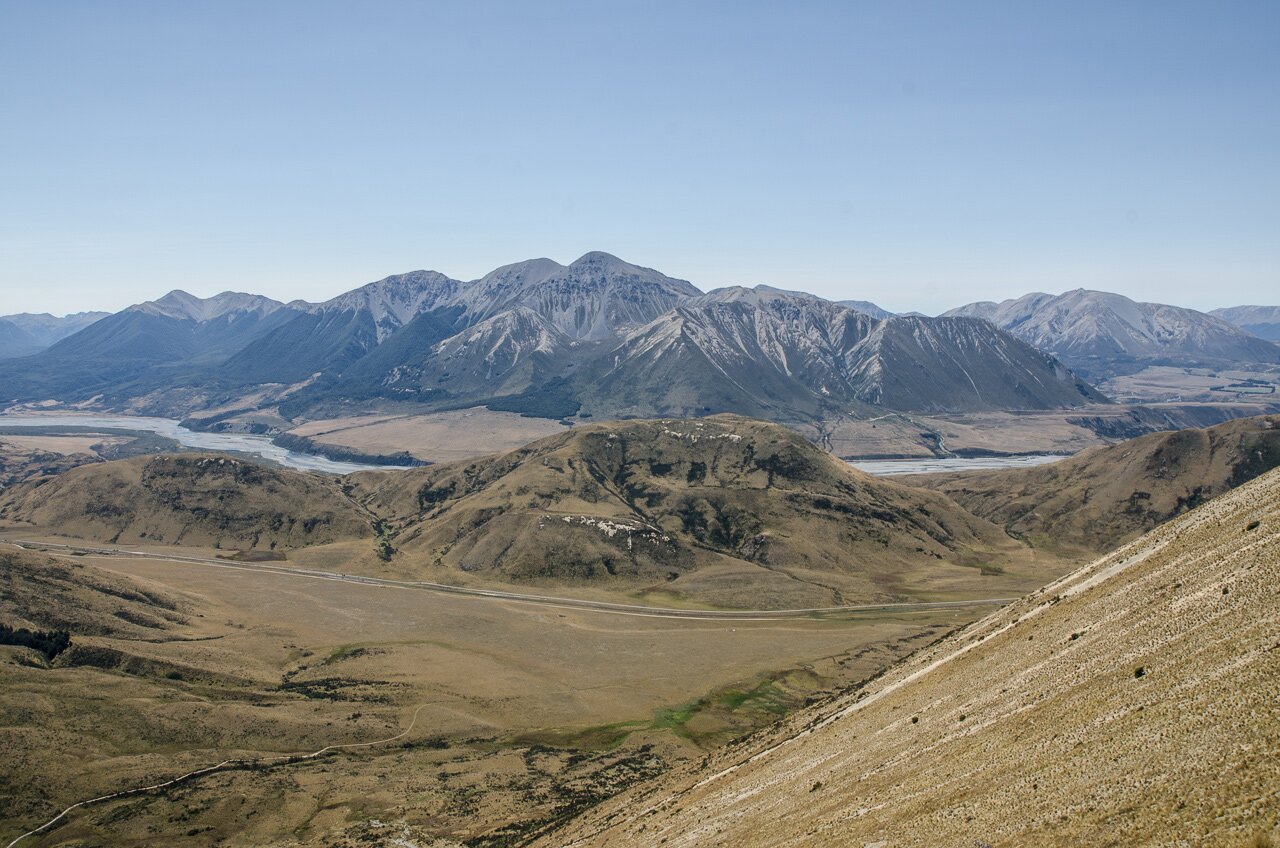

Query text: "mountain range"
[1212, 304, 1280, 342]
[0, 252, 1103, 422]
[945, 289, 1280, 378]
[4, 257, 1277, 426]
[0, 311, 108, 359]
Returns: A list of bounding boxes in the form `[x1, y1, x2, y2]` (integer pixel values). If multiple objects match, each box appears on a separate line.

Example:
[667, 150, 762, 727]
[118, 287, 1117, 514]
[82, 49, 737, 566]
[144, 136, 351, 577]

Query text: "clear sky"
[1, 0, 1276, 316]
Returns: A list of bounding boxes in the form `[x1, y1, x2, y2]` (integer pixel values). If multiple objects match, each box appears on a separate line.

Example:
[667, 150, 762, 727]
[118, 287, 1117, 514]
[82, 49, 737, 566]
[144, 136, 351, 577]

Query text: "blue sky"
[1, 0, 1276, 315]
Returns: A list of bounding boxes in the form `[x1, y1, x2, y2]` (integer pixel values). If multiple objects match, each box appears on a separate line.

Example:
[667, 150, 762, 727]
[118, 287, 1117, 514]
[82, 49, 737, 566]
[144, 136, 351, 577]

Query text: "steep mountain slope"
[947, 289, 1280, 377]
[1, 254, 1106, 421]
[577, 290, 1102, 418]
[456, 252, 700, 340]
[0, 319, 41, 359]
[375, 307, 573, 400]
[846, 315, 1108, 411]
[0, 548, 188, 640]
[223, 253, 693, 390]
[348, 416, 1030, 607]
[539, 467, 1280, 847]
[221, 270, 464, 383]
[577, 292, 881, 419]
[904, 413, 1280, 553]
[0, 453, 373, 549]
[0, 311, 107, 359]
[1212, 304, 1280, 341]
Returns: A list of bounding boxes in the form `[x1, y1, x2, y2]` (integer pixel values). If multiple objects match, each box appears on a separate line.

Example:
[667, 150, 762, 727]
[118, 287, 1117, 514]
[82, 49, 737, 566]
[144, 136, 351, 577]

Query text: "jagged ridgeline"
[0, 252, 1104, 421]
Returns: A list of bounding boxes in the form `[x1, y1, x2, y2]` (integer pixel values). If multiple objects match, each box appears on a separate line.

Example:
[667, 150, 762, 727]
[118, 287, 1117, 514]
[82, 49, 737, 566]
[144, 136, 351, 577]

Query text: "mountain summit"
[947, 288, 1280, 377]
[0, 252, 1104, 422]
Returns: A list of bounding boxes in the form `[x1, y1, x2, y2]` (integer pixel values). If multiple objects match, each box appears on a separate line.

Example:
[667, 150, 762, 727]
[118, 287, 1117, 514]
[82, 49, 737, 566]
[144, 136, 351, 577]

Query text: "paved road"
[8, 540, 1017, 622]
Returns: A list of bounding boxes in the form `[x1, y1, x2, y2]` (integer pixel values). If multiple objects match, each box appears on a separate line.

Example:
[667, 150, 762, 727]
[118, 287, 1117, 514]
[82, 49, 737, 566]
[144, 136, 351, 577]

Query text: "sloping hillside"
[0, 548, 188, 639]
[540, 466, 1280, 847]
[0, 454, 373, 549]
[349, 416, 1032, 607]
[905, 414, 1280, 552]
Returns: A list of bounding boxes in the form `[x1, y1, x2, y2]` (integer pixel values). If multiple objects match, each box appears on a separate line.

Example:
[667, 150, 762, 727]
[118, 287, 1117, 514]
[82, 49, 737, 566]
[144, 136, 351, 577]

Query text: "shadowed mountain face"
[904, 413, 1280, 553]
[0, 311, 107, 359]
[0, 291, 303, 402]
[536, 466, 1280, 848]
[947, 289, 1280, 378]
[0, 253, 1102, 421]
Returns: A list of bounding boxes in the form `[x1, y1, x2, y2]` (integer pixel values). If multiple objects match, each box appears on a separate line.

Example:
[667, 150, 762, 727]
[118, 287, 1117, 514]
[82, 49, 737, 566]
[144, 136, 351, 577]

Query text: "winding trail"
[4, 703, 432, 848]
[7, 540, 1016, 621]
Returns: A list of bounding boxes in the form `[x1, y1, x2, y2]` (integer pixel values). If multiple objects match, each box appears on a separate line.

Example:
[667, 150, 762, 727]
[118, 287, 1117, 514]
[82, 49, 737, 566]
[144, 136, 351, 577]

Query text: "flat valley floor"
[0, 545, 992, 847]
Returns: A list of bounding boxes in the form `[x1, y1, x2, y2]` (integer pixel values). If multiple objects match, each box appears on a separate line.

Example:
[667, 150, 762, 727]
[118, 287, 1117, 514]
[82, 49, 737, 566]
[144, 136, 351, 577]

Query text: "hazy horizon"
[7, 250, 1278, 321]
[3, 1, 1276, 316]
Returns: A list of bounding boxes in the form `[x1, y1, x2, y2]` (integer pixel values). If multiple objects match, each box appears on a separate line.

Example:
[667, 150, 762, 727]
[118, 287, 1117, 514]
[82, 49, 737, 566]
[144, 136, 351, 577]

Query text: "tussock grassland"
[540, 467, 1280, 847]
[906, 413, 1280, 553]
[0, 547, 964, 846]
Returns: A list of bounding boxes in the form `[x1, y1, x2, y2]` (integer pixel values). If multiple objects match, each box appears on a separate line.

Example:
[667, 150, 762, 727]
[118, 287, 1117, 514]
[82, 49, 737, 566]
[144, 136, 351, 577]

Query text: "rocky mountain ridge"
[0, 253, 1105, 422]
[947, 288, 1280, 377]
[1212, 304, 1280, 342]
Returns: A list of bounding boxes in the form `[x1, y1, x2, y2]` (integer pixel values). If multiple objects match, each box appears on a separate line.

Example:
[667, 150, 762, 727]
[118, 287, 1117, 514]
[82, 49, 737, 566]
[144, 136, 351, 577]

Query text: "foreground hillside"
[540, 466, 1280, 847]
[348, 416, 1034, 607]
[905, 413, 1280, 553]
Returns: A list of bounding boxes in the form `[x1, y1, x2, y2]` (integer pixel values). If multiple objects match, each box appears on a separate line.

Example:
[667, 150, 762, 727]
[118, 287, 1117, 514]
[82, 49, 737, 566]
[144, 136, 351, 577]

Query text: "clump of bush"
[0, 623, 71, 660]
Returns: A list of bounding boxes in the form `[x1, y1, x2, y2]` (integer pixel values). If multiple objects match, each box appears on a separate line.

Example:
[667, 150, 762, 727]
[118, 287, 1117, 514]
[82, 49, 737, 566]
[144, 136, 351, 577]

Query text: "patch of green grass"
[652, 702, 702, 738]
[323, 644, 369, 665]
[716, 679, 790, 715]
[517, 720, 649, 751]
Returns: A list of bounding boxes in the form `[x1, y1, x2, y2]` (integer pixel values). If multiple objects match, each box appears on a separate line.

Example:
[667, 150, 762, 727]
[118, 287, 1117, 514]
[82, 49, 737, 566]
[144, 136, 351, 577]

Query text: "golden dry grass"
[286, 408, 567, 463]
[540, 467, 1280, 847]
[905, 413, 1280, 554]
[0, 547, 970, 846]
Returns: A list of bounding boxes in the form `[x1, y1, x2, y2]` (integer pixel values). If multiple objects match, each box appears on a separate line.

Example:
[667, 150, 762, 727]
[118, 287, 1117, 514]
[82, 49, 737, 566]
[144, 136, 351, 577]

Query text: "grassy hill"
[349, 416, 1034, 607]
[903, 413, 1280, 553]
[0, 453, 374, 550]
[538, 465, 1280, 847]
